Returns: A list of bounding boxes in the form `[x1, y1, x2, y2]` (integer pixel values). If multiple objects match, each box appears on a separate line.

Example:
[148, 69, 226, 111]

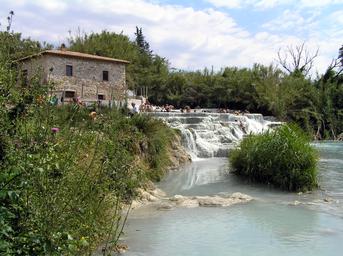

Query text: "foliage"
[339, 44, 343, 67]
[135, 26, 152, 57]
[67, 29, 342, 139]
[0, 17, 176, 253]
[0, 101, 176, 255]
[229, 125, 319, 192]
[130, 114, 175, 181]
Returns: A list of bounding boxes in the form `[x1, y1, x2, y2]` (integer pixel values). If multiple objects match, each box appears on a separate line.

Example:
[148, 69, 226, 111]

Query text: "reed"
[229, 124, 318, 192]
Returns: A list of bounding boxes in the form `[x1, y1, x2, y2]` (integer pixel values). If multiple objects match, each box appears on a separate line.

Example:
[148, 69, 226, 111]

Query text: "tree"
[339, 44, 343, 66]
[277, 42, 318, 77]
[134, 26, 152, 57]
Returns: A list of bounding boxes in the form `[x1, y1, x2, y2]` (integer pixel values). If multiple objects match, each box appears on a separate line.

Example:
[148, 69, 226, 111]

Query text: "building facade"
[18, 49, 129, 106]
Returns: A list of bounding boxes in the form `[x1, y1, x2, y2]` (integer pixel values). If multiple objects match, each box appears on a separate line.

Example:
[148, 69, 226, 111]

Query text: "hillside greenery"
[0, 15, 176, 254]
[0, 81, 176, 254]
[229, 125, 319, 192]
[68, 29, 342, 140]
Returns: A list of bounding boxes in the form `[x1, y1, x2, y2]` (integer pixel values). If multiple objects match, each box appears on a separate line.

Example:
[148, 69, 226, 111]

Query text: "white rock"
[179, 199, 199, 208]
[231, 192, 253, 201]
[169, 195, 185, 202]
[157, 202, 174, 210]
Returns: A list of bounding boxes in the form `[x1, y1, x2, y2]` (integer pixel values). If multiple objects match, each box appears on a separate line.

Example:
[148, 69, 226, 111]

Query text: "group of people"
[218, 108, 250, 115]
[130, 101, 178, 114]
[129, 102, 252, 116]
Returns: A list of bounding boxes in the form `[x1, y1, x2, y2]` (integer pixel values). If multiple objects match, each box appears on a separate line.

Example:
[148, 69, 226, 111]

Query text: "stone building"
[18, 49, 129, 106]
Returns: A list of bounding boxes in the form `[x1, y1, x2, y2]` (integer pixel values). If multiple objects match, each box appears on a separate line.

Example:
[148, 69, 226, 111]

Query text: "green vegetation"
[68, 29, 343, 140]
[0, 100, 176, 254]
[0, 14, 177, 255]
[229, 125, 319, 192]
[0, 10, 341, 254]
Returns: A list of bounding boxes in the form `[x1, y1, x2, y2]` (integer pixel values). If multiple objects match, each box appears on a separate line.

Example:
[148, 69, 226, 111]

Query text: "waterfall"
[151, 112, 282, 159]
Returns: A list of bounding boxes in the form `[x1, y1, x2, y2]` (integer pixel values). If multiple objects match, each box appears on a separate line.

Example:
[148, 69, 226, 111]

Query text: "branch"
[276, 42, 319, 76]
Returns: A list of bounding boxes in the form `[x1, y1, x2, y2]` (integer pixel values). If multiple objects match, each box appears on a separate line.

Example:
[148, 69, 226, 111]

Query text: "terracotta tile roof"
[16, 49, 130, 64]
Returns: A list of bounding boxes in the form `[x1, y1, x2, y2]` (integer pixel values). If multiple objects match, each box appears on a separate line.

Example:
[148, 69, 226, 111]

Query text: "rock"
[290, 200, 301, 206]
[169, 195, 185, 202]
[167, 134, 192, 170]
[178, 198, 199, 208]
[136, 188, 159, 202]
[115, 244, 128, 254]
[231, 192, 253, 201]
[150, 188, 166, 198]
[168, 193, 253, 208]
[197, 196, 230, 207]
[157, 202, 174, 210]
[324, 197, 333, 203]
[131, 200, 143, 210]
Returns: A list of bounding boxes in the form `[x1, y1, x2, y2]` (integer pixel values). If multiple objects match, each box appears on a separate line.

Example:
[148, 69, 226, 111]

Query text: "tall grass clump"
[130, 114, 175, 181]
[0, 80, 176, 254]
[229, 124, 318, 192]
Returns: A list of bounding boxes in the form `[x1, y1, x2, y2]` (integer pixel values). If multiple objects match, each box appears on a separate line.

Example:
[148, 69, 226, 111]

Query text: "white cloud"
[330, 10, 343, 24]
[262, 9, 318, 33]
[34, 0, 68, 12]
[205, 0, 343, 9]
[205, 0, 243, 8]
[254, 0, 292, 9]
[1, 0, 341, 74]
[2, 0, 68, 12]
[299, 0, 343, 8]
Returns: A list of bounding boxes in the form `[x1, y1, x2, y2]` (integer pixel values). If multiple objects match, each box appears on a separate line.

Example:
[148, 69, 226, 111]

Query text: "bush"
[130, 114, 175, 181]
[0, 97, 176, 255]
[229, 125, 318, 192]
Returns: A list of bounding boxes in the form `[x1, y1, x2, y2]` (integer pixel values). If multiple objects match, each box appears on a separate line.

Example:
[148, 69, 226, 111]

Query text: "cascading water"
[152, 112, 282, 159]
[121, 112, 343, 256]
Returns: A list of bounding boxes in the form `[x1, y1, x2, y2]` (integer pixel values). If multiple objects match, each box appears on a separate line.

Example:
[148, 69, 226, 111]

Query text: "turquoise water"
[123, 142, 343, 256]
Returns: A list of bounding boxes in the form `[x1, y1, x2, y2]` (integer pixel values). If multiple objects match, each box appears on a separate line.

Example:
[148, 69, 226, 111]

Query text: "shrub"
[0, 99, 176, 254]
[130, 114, 175, 181]
[229, 124, 318, 192]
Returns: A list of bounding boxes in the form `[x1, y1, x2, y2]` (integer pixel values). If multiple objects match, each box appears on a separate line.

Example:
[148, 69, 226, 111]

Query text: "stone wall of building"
[20, 57, 47, 84]
[20, 53, 127, 104]
[45, 55, 125, 83]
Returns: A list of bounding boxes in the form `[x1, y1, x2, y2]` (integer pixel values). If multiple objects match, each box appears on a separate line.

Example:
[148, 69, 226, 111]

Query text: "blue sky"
[1, 0, 342, 74]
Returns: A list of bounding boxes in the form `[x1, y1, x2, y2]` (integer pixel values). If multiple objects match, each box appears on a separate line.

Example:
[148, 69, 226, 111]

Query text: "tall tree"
[338, 44, 343, 76]
[135, 26, 152, 57]
[277, 42, 318, 77]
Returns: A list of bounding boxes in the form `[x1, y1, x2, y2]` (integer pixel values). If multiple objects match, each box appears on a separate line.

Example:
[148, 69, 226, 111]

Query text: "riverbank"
[0, 104, 191, 255]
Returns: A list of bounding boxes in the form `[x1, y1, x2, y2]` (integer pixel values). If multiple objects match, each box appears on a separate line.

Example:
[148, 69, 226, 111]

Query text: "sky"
[0, 0, 342, 74]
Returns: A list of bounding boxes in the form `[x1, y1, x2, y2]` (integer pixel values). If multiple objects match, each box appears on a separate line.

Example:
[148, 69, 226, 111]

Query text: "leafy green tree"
[339, 44, 343, 67]
[135, 26, 152, 57]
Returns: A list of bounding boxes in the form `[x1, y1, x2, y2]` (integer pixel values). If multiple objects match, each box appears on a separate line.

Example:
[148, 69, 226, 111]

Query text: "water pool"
[123, 142, 343, 256]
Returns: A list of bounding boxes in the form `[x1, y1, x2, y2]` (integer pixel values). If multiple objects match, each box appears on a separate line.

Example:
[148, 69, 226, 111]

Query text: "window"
[66, 65, 73, 76]
[64, 91, 75, 98]
[22, 69, 28, 86]
[102, 71, 109, 81]
[98, 94, 105, 100]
